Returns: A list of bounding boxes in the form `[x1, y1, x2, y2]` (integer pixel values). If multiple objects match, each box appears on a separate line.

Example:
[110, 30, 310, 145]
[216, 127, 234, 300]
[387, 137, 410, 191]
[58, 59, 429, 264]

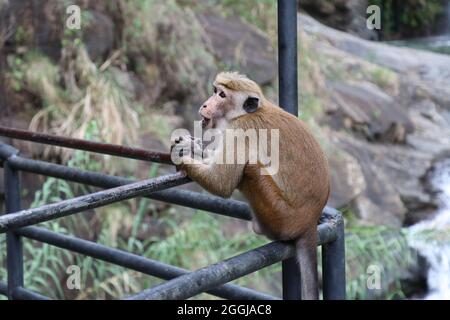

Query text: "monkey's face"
[199, 83, 260, 129]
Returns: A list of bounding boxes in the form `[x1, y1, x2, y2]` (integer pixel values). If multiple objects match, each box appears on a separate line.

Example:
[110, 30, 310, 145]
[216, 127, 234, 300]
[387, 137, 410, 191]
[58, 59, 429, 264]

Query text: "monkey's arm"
[173, 133, 245, 198]
[181, 160, 245, 198]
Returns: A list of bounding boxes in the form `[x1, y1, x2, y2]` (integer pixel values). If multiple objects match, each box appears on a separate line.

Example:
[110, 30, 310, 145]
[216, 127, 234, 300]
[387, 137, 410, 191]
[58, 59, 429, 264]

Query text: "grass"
[123, 0, 216, 99]
[3, 139, 414, 300]
[319, 48, 398, 92]
[1, 170, 419, 300]
[340, 208, 419, 299]
[369, 66, 398, 91]
[0, 187, 278, 299]
[177, 0, 277, 41]
[6, 47, 140, 165]
[0, 129, 280, 299]
[344, 225, 416, 299]
[5, 0, 218, 162]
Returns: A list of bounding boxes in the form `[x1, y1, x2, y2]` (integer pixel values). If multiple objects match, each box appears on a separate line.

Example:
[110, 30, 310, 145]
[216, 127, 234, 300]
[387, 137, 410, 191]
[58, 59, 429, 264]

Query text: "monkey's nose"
[199, 105, 207, 115]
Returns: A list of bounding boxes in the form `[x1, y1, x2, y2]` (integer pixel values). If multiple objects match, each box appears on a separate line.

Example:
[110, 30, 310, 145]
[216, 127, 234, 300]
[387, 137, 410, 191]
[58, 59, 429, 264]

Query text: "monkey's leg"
[252, 220, 263, 235]
[295, 232, 319, 300]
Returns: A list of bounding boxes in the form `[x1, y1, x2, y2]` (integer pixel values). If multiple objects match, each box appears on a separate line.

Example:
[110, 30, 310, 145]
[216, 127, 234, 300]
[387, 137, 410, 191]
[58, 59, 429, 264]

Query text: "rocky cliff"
[300, 14, 450, 226]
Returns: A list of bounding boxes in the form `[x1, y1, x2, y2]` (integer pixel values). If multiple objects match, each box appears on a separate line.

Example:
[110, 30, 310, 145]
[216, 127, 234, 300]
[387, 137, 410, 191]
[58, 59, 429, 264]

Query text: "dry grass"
[123, 0, 216, 99]
[5, 0, 219, 165]
[21, 46, 139, 161]
[299, 30, 327, 102]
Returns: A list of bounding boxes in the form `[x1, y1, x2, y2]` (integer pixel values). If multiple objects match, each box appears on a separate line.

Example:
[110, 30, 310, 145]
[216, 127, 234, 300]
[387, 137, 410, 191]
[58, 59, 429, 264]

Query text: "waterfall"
[408, 159, 450, 299]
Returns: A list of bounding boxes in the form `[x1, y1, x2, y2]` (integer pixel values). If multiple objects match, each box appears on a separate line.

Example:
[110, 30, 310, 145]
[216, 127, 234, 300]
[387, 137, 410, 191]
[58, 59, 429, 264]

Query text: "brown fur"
[232, 103, 330, 240]
[174, 72, 330, 299]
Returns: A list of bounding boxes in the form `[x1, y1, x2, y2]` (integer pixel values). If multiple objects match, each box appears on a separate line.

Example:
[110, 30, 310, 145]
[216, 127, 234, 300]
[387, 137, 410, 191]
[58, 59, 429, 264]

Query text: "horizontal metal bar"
[0, 126, 173, 164]
[0, 281, 50, 300]
[18, 226, 278, 300]
[7, 155, 252, 220]
[0, 172, 190, 233]
[0, 143, 19, 160]
[126, 221, 338, 300]
[11, 287, 52, 300]
[127, 241, 292, 300]
[4, 154, 341, 234]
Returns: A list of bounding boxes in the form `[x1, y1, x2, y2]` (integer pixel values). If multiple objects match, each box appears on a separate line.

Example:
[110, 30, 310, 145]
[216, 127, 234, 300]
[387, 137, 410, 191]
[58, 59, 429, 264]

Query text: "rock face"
[330, 81, 414, 143]
[299, 0, 378, 40]
[1, 1, 115, 61]
[196, 12, 277, 85]
[300, 14, 450, 226]
[82, 11, 115, 62]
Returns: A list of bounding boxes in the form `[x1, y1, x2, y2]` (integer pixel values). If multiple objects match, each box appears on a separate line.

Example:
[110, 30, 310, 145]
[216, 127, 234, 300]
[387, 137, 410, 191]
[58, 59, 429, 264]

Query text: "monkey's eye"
[219, 91, 226, 98]
[213, 87, 217, 94]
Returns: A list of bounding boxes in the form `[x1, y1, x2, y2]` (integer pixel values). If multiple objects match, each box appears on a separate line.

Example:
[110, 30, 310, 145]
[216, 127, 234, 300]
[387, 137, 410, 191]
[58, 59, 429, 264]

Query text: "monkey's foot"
[252, 220, 263, 235]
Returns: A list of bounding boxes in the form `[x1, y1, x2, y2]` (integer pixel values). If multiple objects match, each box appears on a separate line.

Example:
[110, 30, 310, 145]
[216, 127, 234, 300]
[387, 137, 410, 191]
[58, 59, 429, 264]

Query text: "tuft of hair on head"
[215, 72, 264, 98]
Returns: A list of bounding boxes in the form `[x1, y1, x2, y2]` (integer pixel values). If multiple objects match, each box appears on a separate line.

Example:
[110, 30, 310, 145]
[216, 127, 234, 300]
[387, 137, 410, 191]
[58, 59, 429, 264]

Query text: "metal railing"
[0, 0, 346, 300]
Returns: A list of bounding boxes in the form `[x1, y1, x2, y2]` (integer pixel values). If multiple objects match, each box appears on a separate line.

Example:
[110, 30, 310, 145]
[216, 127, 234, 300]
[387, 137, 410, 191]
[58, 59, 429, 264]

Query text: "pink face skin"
[199, 84, 233, 129]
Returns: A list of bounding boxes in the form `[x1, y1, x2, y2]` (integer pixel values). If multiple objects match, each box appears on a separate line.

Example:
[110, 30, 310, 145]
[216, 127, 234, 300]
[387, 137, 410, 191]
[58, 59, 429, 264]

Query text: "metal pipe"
[0, 143, 20, 161]
[0, 172, 190, 233]
[278, 0, 301, 300]
[282, 259, 301, 300]
[2, 150, 341, 229]
[6, 153, 341, 225]
[0, 125, 173, 164]
[18, 226, 277, 300]
[322, 213, 346, 300]
[126, 241, 295, 300]
[0, 281, 51, 300]
[126, 224, 337, 300]
[0, 281, 8, 296]
[6, 154, 252, 221]
[11, 287, 52, 300]
[278, 0, 298, 116]
[3, 149, 24, 300]
[0, 144, 342, 300]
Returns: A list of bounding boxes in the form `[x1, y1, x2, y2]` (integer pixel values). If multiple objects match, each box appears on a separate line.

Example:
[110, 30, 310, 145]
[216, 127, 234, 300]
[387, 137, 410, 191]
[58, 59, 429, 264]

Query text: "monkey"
[172, 72, 330, 300]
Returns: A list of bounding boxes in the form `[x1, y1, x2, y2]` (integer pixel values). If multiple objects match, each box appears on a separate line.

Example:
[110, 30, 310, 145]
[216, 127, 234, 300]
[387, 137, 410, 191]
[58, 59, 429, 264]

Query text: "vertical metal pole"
[3, 152, 24, 299]
[282, 257, 301, 300]
[322, 217, 346, 300]
[278, 0, 298, 117]
[278, 0, 301, 300]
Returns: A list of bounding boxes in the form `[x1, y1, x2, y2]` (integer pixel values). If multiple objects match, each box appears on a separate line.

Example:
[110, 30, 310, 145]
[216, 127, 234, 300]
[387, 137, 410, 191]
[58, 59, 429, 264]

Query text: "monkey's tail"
[295, 231, 319, 300]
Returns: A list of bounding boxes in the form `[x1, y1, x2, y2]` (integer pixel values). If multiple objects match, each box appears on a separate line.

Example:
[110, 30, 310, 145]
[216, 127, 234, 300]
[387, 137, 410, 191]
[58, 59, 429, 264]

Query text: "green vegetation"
[178, 0, 277, 39]
[369, 66, 397, 90]
[338, 208, 417, 299]
[0, 152, 278, 298]
[6, 47, 140, 164]
[1, 166, 417, 300]
[1, 0, 429, 300]
[298, 32, 327, 123]
[124, 0, 216, 97]
[345, 226, 416, 299]
[370, 0, 446, 39]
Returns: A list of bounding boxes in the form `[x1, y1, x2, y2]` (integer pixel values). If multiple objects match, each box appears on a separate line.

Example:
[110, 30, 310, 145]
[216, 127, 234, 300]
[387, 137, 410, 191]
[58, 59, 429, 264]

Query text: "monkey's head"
[199, 72, 264, 129]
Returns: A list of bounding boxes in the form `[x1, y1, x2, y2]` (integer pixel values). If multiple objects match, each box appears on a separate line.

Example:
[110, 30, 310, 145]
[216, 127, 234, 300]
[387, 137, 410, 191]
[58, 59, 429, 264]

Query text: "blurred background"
[0, 0, 450, 299]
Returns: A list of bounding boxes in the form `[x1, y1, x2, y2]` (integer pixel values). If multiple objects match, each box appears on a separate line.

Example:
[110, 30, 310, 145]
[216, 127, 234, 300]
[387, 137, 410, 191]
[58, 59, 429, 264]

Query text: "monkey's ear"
[243, 97, 259, 113]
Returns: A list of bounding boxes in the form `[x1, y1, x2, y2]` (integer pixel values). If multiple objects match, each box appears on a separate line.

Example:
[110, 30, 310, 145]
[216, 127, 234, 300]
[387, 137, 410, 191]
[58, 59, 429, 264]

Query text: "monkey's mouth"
[201, 116, 211, 129]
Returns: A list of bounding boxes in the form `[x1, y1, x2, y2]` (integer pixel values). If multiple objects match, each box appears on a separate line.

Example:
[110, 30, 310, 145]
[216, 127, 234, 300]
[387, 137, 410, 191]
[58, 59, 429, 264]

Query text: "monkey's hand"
[171, 135, 203, 171]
